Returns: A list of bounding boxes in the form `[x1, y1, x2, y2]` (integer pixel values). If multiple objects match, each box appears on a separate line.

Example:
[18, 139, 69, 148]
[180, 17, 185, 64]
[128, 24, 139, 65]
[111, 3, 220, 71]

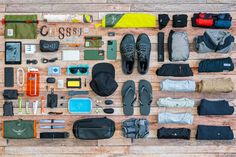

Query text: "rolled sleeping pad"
[43, 14, 93, 23]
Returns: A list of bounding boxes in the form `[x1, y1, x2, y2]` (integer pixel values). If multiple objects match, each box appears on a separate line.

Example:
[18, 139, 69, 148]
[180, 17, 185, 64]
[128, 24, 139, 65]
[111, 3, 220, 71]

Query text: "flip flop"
[139, 80, 152, 116]
[122, 80, 136, 116]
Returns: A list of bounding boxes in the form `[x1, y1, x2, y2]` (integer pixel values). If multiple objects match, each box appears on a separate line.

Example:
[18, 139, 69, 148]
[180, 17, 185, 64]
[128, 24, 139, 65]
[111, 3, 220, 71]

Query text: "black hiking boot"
[136, 33, 151, 75]
[120, 34, 135, 75]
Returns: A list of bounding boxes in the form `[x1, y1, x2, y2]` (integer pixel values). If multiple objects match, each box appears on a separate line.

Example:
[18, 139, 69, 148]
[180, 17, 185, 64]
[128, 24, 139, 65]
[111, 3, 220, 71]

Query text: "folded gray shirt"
[160, 79, 196, 92]
[158, 112, 193, 124]
[157, 97, 195, 107]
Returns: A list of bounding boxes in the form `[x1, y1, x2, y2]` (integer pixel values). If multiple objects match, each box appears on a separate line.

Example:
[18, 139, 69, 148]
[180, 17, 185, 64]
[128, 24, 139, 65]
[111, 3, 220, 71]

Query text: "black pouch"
[3, 101, 14, 116]
[196, 125, 234, 140]
[156, 64, 193, 77]
[3, 89, 18, 100]
[40, 40, 60, 52]
[47, 89, 58, 108]
[40, 132, 69, 139]
[198, 99, 234, 115]
[157, 127, 191, 139]
[158, 14, 170, 30]
[73, 117, 115, 140]
[173, 14, 188, 27]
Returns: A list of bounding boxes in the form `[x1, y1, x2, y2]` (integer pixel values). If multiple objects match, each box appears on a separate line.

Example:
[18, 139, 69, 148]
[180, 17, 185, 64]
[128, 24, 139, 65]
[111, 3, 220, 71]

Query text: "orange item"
[26, 68, 40, 97]
[41, 96, 45, 114]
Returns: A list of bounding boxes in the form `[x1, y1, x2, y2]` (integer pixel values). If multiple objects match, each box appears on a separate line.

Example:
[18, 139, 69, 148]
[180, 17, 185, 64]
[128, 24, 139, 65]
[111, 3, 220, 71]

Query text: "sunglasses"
[69, 66, 89, 75]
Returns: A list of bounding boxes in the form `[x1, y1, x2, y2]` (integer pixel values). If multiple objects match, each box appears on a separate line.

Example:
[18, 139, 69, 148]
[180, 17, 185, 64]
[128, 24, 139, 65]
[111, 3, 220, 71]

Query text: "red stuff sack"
[196, 18, 214, 27]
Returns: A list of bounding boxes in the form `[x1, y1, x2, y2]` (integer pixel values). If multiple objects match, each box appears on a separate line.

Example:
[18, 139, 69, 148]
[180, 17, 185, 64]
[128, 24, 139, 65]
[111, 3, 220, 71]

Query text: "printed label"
[7, 29, 13, 36]
[224, 63, 231, 67]
[85, 42, 90, 47]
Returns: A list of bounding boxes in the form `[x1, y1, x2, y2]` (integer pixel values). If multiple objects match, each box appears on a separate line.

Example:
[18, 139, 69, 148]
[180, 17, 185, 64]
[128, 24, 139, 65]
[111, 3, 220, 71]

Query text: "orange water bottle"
[26, 68, 40, 97]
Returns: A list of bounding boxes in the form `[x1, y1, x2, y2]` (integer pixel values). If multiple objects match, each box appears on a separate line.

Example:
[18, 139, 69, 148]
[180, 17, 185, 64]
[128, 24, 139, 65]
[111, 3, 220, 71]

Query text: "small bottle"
[26, 68, 40, 97]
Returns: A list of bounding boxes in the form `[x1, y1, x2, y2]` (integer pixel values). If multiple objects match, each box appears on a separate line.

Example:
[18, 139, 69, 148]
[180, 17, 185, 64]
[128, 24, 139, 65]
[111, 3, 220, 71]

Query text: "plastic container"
[68, 98, 92, 114]
[26, 68, 40, 97]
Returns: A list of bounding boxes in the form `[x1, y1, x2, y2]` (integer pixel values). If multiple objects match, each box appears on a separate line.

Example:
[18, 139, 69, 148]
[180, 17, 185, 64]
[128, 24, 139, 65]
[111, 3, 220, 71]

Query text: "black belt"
[40, 132, 69, 139]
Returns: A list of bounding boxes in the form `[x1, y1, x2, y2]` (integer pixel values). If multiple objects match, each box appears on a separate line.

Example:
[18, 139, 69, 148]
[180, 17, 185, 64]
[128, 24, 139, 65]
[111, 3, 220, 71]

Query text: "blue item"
[68, 98, 92, 114]
[214, 20, 231, 29]
[67, 64, 89, 75]
[48, 66, 61, 75]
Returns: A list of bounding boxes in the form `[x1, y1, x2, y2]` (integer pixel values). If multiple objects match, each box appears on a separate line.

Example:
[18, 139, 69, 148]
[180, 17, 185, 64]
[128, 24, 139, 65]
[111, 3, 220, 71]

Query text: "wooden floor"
[0, 0, 236, 156]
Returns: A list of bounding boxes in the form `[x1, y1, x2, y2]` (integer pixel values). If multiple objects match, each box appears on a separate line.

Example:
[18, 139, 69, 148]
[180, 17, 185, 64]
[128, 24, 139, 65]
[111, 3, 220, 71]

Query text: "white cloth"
[158, 112, 193, 124]
[157, 97, 194, 107]
[160, 79, 196, 92]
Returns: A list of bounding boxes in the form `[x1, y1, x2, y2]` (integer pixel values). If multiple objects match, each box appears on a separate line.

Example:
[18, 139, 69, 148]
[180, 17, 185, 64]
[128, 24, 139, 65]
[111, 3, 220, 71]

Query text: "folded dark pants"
[157, 127, 191, 139]
[196, 125, 234, 140]
[156, 64, 193, 77]
[198, 99, 234, 115]
[198, 57, 234, 72]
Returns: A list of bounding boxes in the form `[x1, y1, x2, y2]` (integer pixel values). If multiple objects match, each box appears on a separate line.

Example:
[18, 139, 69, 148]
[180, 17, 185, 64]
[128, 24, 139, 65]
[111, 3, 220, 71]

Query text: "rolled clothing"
[196, 125, 234, 140]
[156, 64, 193, 77]
[157, 127, 191, 139]
[158, 112, 193, 124]
[160, 79, 196, 92]
[198, 99, 234, 115]
[198, 78, 234, 93]
[168, 30, 189, 61]
[157, 97, 194, 108]
[194, 30, 234, 53]
[198, 57, 234, 73]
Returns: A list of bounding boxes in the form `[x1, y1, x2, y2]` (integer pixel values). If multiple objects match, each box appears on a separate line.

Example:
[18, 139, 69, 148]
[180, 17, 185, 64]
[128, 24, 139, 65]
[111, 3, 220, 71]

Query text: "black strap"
[158, 32, 164, 62]
[40, 132, 69, 139]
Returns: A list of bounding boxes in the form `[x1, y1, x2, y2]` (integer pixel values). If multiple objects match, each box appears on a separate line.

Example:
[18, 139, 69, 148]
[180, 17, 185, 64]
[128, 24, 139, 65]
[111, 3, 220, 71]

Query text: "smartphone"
[107, 40, 117, 60]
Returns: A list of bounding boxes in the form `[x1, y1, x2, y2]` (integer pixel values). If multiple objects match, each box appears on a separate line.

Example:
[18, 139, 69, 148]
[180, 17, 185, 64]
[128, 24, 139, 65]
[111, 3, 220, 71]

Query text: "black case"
[40, 132, 69, 139]
[40, 40, 60, 52]
[4, 67, 14, 87]
[47, 89, 58, 108]
[173, 14, 188, 27]
[3, 90, 18, 100]
[3, 101, 14, 116]
[157, 127, 191, 139]
[73, 117, 115, 140]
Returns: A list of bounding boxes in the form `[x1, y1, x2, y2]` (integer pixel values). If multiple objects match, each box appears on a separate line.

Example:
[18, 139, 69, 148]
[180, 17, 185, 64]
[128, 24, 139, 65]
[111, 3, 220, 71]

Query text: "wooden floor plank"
[1, 0, 236, 156]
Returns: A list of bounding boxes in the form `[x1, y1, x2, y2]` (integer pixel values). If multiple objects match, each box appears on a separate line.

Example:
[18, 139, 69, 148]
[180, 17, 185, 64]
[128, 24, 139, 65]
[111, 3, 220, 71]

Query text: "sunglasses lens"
[69, 67, 78, 74]
[78, 67, 88, 74]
